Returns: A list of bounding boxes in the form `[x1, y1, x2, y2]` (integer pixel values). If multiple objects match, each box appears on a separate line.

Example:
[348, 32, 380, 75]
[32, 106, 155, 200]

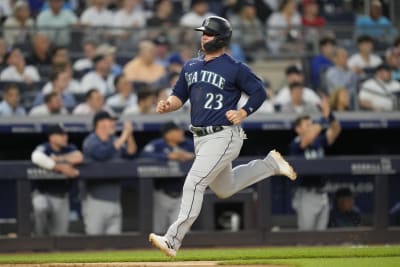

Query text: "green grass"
[0, 245, 399, 266]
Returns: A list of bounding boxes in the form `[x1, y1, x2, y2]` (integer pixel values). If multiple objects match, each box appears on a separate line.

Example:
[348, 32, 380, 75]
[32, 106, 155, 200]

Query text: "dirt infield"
[0, 262, 287, 267]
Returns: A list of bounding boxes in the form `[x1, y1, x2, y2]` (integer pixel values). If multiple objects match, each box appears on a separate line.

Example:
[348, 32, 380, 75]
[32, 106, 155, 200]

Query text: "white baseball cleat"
[149, 233, 177, 257]
[269, 149, 297, 181]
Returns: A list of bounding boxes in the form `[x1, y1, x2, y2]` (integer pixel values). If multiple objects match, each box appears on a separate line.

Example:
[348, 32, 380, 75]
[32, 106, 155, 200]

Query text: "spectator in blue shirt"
[311, 37, 336, 89]
[0, 84, 26, 116]
[329, 187, 361, 228]
[141, 121, 194, 233]
[82, 111, 137, 235]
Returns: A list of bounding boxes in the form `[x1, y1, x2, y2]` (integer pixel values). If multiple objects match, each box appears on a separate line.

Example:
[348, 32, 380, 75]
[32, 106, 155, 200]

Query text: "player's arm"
[31, 147, 79, 177]
[53, 151, 83, 165]
[156, 95, 183, 114]
[320, 95, 341, 145]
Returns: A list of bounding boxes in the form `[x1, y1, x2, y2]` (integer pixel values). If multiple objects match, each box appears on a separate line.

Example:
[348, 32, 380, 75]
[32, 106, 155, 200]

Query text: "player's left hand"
[225, 109, 247, 125]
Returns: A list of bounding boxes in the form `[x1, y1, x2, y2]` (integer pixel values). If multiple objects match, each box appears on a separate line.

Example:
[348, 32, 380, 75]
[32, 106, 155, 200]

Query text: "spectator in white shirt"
[48, 62, 82, 94]
[73, 88, 112, 115]
[0, 84, 26, 116]
[280, 82, 320, 114]
[29, 92, 68, 116]
[266, 0, 301, 54]
[73, 39, 97, 73]
[347, 35, 382, 76]
[113, 0, 146, 34]
[274, 65, 321, 107]
[3, 1, 34, 47]
[358, 64, 400, 111]
[81, 54, 115, 96]
[180, 0, 215, 28]
[106, 74, 137, 111]
[80, 0, 114, 27]
[0, 48, 40, 84]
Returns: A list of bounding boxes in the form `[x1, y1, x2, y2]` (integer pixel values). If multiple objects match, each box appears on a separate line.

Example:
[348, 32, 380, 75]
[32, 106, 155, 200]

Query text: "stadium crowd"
[0, 0, 399, 117]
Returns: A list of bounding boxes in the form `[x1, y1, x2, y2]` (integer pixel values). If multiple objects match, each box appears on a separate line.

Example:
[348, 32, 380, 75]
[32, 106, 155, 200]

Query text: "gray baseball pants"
[165, 126, 279, 250]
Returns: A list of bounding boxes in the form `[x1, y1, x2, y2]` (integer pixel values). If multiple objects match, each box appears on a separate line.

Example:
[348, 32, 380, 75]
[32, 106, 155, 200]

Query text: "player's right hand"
[156, 100, 171, 113]
[56, 164, 79, 178]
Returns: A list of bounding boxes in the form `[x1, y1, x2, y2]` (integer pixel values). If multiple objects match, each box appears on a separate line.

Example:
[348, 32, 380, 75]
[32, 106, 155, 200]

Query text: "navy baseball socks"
[268, 150, 297, 181]
[149, 233, 177, 257]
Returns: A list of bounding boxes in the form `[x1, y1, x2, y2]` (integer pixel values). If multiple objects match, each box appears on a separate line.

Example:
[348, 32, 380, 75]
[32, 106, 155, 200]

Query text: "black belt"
[189, 125, 225, 137]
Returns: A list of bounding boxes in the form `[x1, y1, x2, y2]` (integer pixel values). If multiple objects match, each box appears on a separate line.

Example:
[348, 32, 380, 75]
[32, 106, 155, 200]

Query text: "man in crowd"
[106, 74, 137, 112]
[29, 92, 68, 116]
[311, 37, 336, 89]
[31, 124, 83, 236]
[0, 84, 26, 116]
[82, 111, 137, 235]
[280, 82, 320, 114]
[81, 54, 115, 96]
[0, 47, 40, 83]
[141, 122, 194, 233]
[73, 88, 112, 115]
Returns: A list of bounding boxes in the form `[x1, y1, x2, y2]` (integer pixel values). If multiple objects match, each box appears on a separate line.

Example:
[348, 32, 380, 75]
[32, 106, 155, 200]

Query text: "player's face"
[201, 32, 215, 50]
[296, 118, 312, 136]
[165, 129, 184, 144]
[50, 133, 68, 148]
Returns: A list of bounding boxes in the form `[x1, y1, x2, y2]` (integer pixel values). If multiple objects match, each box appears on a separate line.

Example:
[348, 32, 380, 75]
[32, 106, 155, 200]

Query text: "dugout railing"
[0, 156, 399, 252]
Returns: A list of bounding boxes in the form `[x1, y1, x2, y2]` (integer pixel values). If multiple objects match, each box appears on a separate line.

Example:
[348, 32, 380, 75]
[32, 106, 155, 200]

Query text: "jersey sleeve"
[140, 141, 168, 160]
[236, 63, 267, 115]
[171, 65, 189, 104]
[315, 133, 329, 148]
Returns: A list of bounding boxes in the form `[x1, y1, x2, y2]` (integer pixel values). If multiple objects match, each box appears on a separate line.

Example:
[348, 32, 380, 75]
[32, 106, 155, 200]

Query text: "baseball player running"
[149, 16, 297, 257]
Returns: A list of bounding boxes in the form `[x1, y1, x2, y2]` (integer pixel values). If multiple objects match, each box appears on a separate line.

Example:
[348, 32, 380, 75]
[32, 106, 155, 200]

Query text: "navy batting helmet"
[195, 16, 232, 52]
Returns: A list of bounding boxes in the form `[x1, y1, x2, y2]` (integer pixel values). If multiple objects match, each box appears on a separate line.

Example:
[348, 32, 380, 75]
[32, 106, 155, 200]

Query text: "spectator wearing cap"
[274, 65, 321, 108]
[33, 69, 77, 110]
[266, 0, 302, 54]
[36, 0, 78, 46]
[73, 39, 97, 73]
[358, 64, 400, 111]
[82, 111, 137, 235]
[325, 48, 358, 108]
[81, 54, 115, 96]
[355, 0, 397, 44]
[0, 47, 40, 84]
[328, 187, 362, 228]
[153, 34, 171, 68]
[123, 40, 166, 84]
[141, 121, 194, 233]
[310, 37, 336, 89]
[80, 0, 114, 27]
[347, 35, 382, 76]
[167, 52, 184, 74]
[281, 82, 320, 114]
[301, 0, 325, 28]
[106, 74, 137, 111]
[26, 33, 52, 69]
[229, 0, 265, 58]
[29, 91, 68, 116]
[0, 84, 26, 116]
[123, 89, 156, 115]
[3, 1, 34, 47]
[180, 0, 216, 28]
[147, 0, 179, 27]
[73, 88, 113, 115]
[31, 124, 83, 236]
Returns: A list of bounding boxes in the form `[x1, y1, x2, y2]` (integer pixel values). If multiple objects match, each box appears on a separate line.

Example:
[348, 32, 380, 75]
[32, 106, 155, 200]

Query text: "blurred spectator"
[0, 47, 40, 83]
[0, 0, 12, 21]
[51, 46, 70, 65]
[31, 124, 83, 236]
[0, 38, 8, 66]
[301, 0, 325, 27]
[123, 90, 155, 115]
[141, 121, 194, 233]
[3, 1, 34, 47]
[329, 87, 350, 112]
[347, 35, 382, 76]
[229, 0, 265, 57]
[180, 0, 215, 28]
[311, 37, 336, 89]
[167, 52, 184, 74]
[325, 48, 358, 107]
[73, 88, 112, 115]
[290, 97, 341, 230]
[281, 82, 320, 114]
[73, 39, 97, 73]
[124, 40, 166, 84]
[26, 33, 52, 68]
[0, 84, 26, 116]
[355, 0, 396, 44]
[274, 65, 321, 108]
[29, 92, 68, 116]
[153, 34, 171, 67]
[385, 46, 400, 81]
[82, 111, 137, 235]
[96, 43, 122, 76]
[113, 0, 146, 34]
[50, 61, 82, 94]
[80, 0, 114, 27]
[106, 74, 137, 111]
[147, 0, 179, 27]
[328, 187, 361, 228]
[81, 54, 115, 95]
[358, 64, 400, 111]
[266, 0, 302, 54]
[33, 69, 77, 110]
[36, 0, 78, 46]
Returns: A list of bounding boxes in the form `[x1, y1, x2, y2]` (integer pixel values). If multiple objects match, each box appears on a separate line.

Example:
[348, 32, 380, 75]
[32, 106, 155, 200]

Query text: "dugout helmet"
[195, 16, 232, 52]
